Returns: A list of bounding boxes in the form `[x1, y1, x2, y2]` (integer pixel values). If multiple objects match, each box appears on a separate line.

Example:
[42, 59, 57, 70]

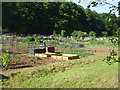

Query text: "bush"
[53, 31, 58, 37]
[89, 31, 96, 37]
[102, 31, 108, 37]
[34, 35, 43, 44]
[1, 52, 11, 68]
[23, 36, 35, 43]
[23, 35, 43, 44]
[61, 30, 67, 37]
[20, 62, 25, 65]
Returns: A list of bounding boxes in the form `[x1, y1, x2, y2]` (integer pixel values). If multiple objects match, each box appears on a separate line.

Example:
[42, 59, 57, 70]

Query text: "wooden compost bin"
[35, 53, 51, 57]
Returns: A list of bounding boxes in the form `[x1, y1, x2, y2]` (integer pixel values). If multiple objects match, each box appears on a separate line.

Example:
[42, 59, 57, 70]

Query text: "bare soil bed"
[1, 54, 64, 72]
[2, 45, 117, 72]
[1, 46, 69, 72]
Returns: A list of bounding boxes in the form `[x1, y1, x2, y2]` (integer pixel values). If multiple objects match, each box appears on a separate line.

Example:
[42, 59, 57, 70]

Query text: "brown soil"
[1, 54, 64, 72]
[1, 47, 68, 72]
[1, 46, 117, 72]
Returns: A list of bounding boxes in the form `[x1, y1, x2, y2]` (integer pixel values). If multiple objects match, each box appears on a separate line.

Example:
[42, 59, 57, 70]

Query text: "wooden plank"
[51, 55, 57, 59]
[56, 56, 63, 60]
[35, 53, 51, 57]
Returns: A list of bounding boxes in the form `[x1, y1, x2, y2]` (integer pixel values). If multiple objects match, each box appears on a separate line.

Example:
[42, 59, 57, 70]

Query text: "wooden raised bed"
[51, 54, 79, 60]
[51, 55, 63, 60]
[34, 53, 79, 60]
[35, 53, 51, 57]
[46, 52, 62, 56]
[62, 54, 79, 60]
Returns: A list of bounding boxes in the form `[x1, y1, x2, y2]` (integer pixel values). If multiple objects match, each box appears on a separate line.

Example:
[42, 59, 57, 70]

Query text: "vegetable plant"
[1, 52, 11, 68]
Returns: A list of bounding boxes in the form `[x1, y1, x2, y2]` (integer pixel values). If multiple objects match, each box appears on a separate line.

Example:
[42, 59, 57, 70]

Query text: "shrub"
[1, 52, 11, 68]
[102, 31, 108, 37]
[89, 31, 96, 37]
[15, 60, 19, 63]
[53, 31, 58, 37]
[34, 35, 42, 44]
[61, 30, 67, 37]
[77, 31, 84, 38]
[23, 36, 35, 43]
[71, 30, 77, 37]
[20, 62, 25, 65]
[23, 35, 43, 44]
[28, 59, 33, 62]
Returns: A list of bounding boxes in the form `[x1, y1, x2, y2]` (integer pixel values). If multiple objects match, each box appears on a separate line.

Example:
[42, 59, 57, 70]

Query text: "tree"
[85, 0, 119, 14]
[2, 2, 119, 37]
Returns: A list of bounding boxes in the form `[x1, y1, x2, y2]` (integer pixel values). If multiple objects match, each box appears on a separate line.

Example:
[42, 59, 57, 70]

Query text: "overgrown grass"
[1, 53, 118, 88]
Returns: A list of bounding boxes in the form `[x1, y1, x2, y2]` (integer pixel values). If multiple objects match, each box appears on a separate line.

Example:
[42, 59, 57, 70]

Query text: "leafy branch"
[78, 0, 119, 14]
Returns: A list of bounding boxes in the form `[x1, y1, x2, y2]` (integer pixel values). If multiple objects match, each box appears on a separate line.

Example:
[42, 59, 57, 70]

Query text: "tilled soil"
[1, 46, 117, 72]
[1, 55, 64, 72]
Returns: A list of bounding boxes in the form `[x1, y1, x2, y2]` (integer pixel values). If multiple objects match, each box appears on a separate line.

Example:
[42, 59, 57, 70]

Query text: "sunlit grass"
[1, 53, 118, 88]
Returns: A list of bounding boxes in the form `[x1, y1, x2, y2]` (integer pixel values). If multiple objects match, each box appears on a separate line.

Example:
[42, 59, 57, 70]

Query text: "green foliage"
[104, 50, 118, 65]
[77, 31, 85, 38]
[109, 38, 118, 45]
[23, 35, 42, 44]
[89, 31, 96, 37]
[90, 40, 106, 45]
[71, 30, 77, 37]
[102, 31, 108, 37]
[44, 40, 59, 46]
[61, 30, 67, 37]
[1, 52, 11, 68]
[28, 59, 33, 62]
[2, 2, 119, 36]
[71, 30, 85, 39]
[20, 62, 25, 65]
[2, 53, 118, 88]
[15, 60, 19, 63]
[57, 49, 93, 57]
[115, 27, 120, 37]
[34, 35, 42, 44]
[53, 31, 57, 37]
[23, 36, 35, 43]
[35, 57, 41, 60]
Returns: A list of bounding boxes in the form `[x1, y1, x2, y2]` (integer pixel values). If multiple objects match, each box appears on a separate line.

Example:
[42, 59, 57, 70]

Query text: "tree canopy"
[2, 2, 119, 36]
